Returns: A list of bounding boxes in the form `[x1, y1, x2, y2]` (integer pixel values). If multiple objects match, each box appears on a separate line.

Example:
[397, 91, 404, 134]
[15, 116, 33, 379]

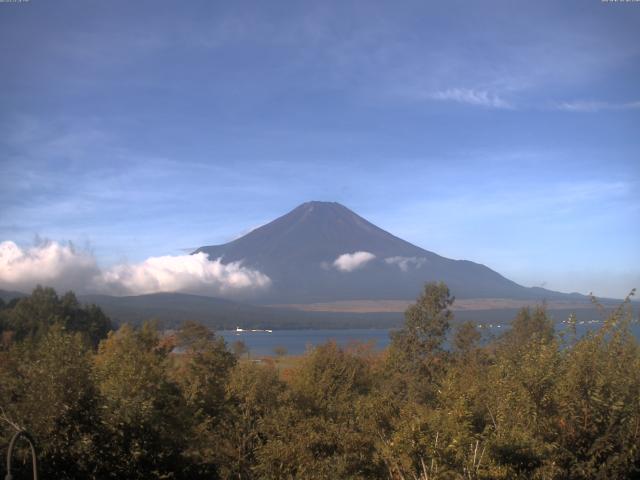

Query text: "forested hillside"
[1, 285, 638, 479]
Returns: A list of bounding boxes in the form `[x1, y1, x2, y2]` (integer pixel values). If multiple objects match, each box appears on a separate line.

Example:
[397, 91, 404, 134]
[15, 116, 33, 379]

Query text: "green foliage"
[501, 305, 555, 349]
[550, 296, 640, 479]
[219, 362, 285, 479]
[92, 321, 191, 479]
[0, 325, 100, 479]
[453, 321, 481, 354]
[171, 321, 237, 477]
[174, 321, 236, 418]
[392, 281, 454, 359]
[387, 281, 454, 403]
[0, 286, 112, 347]
[1, 285, 639, 479]
[256, 342, 384, 479]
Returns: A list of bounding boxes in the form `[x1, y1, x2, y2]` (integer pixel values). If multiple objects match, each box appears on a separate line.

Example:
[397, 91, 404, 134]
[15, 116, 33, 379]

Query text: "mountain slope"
[77, 292, 401, 329]
[194, 201, 580, 303]
[0, 289, 28, 302]
[1, 289, 620, 330]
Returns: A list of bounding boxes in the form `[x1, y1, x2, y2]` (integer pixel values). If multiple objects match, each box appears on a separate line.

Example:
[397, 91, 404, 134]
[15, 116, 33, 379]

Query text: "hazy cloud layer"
[384, 256, 427, 272]
[554, 100, 640, 112]
[333, 251, 376, 272]
[0, 240, 271, 297]
[429, 89, 512, 109]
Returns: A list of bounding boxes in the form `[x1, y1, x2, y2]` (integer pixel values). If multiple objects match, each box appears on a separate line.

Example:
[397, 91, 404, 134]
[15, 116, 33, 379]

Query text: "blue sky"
[0, 0, 638, 298]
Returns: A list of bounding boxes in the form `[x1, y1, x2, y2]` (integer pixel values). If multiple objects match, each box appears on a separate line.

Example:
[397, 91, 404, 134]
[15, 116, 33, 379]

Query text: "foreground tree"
[386, 281, 454, 403]
[256, 342, 383, 479]
[550, 293, 640, 479]
[220, 362, 285, 479]
[171, 321, 236, 477]
[1, 285, 639, 479]
[0, 286, 112, 347]
[93, 322, 191, 479]
[0, 325, 100, 479]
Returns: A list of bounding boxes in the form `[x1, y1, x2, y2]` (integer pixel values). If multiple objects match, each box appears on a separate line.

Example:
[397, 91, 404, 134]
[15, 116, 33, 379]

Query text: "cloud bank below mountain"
[0, 240, 100, 294]
[0, 240, 271, 297]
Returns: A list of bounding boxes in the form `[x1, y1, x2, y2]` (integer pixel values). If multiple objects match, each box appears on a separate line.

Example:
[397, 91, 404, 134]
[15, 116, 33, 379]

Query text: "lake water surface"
[219, 321, 640, 356]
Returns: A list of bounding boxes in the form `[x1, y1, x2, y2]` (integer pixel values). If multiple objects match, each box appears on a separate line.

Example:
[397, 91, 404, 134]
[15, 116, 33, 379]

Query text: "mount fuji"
[194, 201, 581, 304]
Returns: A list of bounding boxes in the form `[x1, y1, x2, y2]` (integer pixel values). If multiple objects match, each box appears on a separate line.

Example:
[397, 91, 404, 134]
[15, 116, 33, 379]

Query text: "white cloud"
[0, 240, 271, 297]
[384, 256, 426, 272]
[333, 251, 376, 272]
[0, 240, 100, 293]
[99, 252, 271, 296]
[430, 88, 512, 109]
[554, 100, 640, 112]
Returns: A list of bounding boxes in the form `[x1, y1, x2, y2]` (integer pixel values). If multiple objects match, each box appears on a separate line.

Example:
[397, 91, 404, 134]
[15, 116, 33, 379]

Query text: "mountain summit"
[194, 201, 573, 303]
[196, 201, 428, 264]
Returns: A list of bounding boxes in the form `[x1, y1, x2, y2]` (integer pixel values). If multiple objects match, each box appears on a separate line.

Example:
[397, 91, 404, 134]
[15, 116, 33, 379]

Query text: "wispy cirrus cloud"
[554, 100, 640, 112]
[429, 88, 512, 109]
[384, 256, 427, 272]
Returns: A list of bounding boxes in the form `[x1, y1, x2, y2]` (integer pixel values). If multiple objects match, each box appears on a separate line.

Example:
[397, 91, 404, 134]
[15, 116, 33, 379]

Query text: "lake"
[219, 321, 640, 356]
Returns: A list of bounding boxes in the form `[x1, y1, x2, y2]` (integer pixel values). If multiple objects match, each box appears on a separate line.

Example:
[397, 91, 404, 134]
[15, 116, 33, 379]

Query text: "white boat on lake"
[235, 327, 273, 334]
